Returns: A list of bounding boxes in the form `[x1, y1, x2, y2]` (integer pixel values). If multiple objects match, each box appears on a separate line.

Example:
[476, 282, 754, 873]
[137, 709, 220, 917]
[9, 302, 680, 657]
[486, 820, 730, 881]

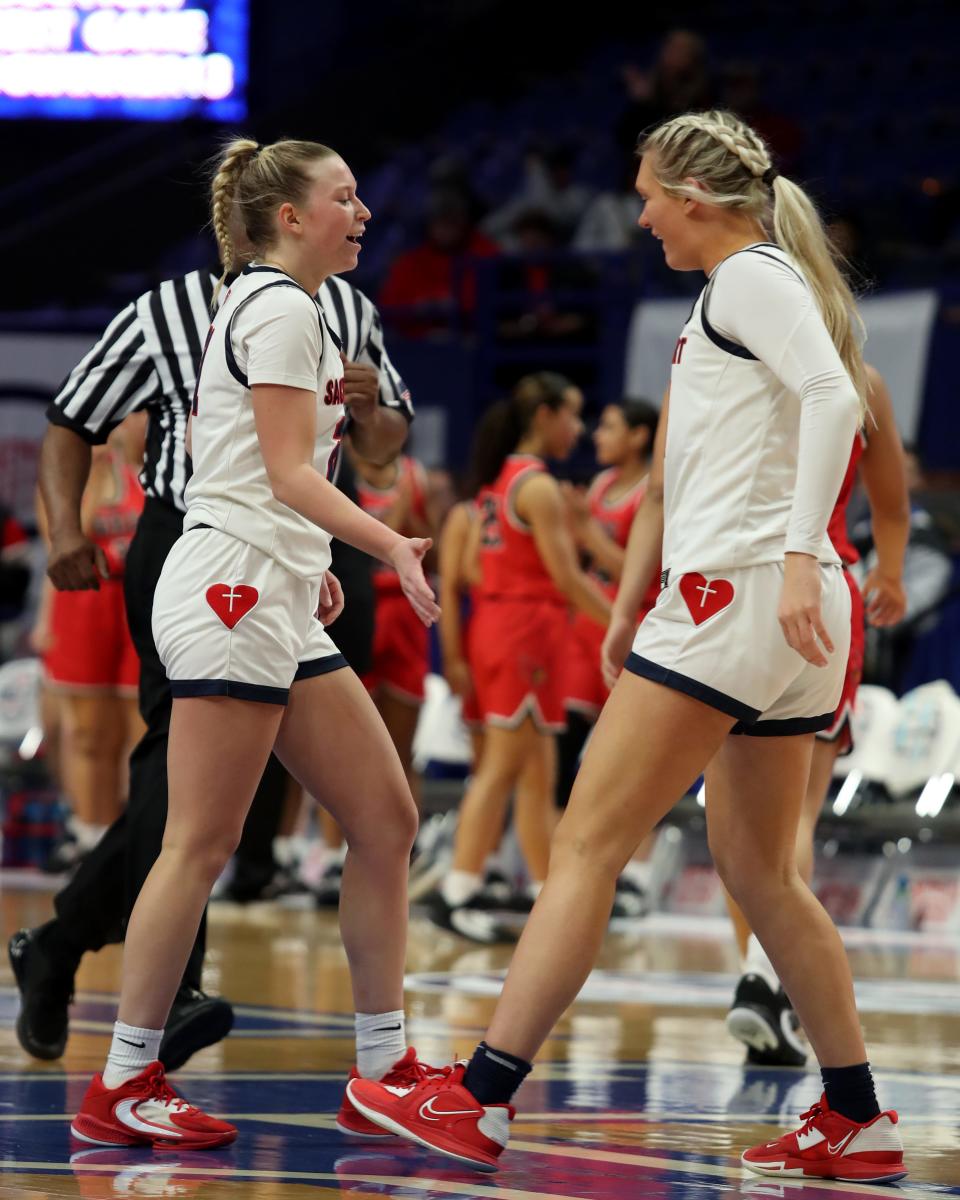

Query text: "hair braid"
[210, 137, 259, 310]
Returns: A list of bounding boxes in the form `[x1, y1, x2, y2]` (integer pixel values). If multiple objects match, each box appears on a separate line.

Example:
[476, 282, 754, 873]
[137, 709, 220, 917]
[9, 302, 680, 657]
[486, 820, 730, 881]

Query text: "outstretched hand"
[390, 537, 440, 627]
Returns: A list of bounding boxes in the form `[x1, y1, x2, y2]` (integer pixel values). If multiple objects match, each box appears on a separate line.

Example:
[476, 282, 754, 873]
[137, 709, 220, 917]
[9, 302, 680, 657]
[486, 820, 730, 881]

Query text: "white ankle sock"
[442, 869, 481, 907]
[744, 934, 780, 994]
[355, 1010, 406, 1079]
[102, 1021, 163, 1088]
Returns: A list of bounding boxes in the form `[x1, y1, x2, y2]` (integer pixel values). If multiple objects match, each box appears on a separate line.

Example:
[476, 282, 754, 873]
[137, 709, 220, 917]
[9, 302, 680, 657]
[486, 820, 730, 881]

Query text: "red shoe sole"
[742, 1153, 907, 1183]
[345, 1088, 500, 1173]
[71, 1117, 236, 1151]
[335, 1116, 394, 1139]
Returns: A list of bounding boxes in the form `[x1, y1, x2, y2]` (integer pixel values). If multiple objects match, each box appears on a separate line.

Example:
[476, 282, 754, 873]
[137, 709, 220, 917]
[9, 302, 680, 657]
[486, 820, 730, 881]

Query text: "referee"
[9, 264, 413, 1068]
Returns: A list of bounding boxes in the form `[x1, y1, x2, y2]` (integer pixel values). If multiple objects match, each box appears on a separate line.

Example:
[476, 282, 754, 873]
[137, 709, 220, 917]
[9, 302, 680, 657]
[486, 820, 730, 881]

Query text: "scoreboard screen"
[0, 0, 247, 120]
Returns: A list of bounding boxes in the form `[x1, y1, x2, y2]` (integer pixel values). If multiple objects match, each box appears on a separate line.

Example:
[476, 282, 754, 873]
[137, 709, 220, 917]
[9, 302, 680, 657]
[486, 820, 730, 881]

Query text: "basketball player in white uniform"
[71, 137, 440, 1150]
[346, 111, 906, 1184]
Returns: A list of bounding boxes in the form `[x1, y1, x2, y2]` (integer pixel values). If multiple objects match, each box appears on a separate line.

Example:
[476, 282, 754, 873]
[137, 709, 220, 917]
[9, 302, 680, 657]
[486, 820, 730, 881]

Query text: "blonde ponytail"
[210, 137, 259, 311]
[769, 175, 867, 417]
[641, 110, 868, 421]
[208, 135, 338, 312]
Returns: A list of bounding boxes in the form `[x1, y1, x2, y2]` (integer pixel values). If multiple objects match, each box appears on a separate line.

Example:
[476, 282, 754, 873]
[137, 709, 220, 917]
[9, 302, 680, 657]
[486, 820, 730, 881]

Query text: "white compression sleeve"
[710, 252, 860, 558]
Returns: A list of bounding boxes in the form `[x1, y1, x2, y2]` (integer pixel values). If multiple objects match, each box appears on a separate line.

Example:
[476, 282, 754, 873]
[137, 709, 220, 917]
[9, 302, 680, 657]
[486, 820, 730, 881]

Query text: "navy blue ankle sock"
[463, 1041, 532, 1105]
[820, 1062, 881, 1124]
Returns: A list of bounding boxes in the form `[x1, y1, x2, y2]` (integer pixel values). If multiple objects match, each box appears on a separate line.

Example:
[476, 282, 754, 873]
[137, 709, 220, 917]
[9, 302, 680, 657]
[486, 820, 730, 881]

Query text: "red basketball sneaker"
[337, 1047, 449, 1137]
[71, 1062, 237, 1149]
[346, 1063, 513, 1172]
[741, 1094, 906, 1182]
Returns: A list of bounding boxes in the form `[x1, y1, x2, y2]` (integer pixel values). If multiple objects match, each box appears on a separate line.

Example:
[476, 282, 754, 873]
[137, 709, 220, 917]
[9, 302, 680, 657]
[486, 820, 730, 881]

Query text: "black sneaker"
[726, 973, 807, 1067]
[8, 927, 75, 1060]
[422, 893, 518, 945]
[610, 876, 651, 919]
[159, 986, 235, 1072]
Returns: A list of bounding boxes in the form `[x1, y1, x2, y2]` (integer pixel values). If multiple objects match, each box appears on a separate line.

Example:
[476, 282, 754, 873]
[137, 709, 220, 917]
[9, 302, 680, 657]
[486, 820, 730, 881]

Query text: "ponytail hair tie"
[761, 166, 778, 187]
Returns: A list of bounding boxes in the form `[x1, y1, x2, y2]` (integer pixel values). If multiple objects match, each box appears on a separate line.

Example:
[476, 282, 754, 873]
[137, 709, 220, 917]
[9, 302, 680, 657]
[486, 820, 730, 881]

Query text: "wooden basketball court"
[2, 881, 959, 1198]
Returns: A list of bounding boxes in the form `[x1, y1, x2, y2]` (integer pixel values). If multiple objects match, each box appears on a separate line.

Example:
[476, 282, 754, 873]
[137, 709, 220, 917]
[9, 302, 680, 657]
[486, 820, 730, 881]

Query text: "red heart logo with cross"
[679, 573, 735, 625]
[205, 583, 259, 630]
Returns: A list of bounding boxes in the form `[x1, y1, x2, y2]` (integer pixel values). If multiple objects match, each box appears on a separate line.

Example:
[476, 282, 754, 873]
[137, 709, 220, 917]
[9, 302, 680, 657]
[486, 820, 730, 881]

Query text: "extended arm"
[859, 364, 910, 626]
[518, 475, 612, 627]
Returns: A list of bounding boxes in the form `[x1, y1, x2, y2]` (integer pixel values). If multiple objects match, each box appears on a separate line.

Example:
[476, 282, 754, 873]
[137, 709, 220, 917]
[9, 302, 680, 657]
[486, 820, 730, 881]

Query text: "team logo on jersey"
[206, 584, 259, 629]
[324, 378, 345, 406]
[679, 573, 734, 625]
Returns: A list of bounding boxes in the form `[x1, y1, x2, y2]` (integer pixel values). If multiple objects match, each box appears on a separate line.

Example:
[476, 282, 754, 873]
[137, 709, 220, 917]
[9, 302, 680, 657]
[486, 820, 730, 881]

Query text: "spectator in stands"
[497, 210, 597, 342]
[615, 30, 716, 154]
[379, 190, 499, 338]
[574, 156, 645, 252]
[483, 144, 594, 248]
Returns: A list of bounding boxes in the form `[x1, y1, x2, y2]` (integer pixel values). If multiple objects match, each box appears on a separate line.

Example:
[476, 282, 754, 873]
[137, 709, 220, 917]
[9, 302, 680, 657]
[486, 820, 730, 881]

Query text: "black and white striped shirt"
[46, 269, 413, 513]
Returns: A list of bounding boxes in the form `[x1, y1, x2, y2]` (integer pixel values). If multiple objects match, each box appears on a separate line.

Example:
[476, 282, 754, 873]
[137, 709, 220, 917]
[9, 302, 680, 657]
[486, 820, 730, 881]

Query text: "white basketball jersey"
[663, 243, 853, 576]
[185, 265, 346, 582]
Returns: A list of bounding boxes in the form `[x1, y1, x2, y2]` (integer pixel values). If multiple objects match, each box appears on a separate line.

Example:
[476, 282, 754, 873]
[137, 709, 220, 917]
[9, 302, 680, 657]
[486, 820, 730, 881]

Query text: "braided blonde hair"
[641, 110, 867, 420]
[209, 136, 337, 310]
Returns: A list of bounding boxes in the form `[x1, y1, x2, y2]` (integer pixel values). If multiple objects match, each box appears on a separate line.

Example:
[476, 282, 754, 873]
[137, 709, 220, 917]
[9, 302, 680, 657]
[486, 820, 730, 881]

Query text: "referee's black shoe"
[8, 927, 75, 1060]
[159, 986, 235, 1072]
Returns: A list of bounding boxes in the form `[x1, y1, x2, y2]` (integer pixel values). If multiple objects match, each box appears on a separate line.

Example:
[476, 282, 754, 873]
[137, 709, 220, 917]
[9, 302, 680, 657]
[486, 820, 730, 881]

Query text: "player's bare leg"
[484, 673, 733, 1059]
[376, 688, 422, 810]
[119, 697, 283, 1029]
[275, 668, 417, 1014]
[511, 731, 556, 883]
[706, 734, 866, 1067]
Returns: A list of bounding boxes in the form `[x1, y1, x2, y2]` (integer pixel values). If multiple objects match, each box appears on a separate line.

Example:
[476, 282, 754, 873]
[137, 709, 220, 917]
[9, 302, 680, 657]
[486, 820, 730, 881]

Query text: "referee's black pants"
[52, 499, 286, 988]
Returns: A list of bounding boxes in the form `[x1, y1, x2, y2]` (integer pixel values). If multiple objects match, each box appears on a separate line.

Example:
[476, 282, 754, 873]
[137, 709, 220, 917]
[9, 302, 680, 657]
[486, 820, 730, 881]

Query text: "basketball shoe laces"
[796, 1101, 826, 1137]
[131, 1064, 196, 1115]
[391, 1057, 455, 1088]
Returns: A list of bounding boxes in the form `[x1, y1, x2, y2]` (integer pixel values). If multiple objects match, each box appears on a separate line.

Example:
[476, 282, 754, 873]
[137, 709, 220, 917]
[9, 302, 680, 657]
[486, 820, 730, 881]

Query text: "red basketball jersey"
[356, 456, 429, 591]
[827, 433, 866, 567]
[476, 455, 565, 606]
[90, 456, 145, 578]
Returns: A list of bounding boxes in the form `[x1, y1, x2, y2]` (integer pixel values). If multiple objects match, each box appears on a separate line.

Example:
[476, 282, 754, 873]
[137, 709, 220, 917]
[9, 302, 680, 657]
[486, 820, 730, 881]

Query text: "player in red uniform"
[352, 445, 436, 801]
[437, 496, 484, 748]
[560, 398, 661, 916]
[427, 373, 611, 942]
[40, 421, 147, 866]
[724, 362, 910, 1065]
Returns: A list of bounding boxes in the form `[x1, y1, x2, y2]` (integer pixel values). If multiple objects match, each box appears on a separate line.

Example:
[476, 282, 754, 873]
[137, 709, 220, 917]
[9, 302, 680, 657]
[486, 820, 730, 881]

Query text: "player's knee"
[164, 828, 242, 885]
[345, 792, 418, 859]
[550, 823, 624, 881]
[68, 720, 118, 761]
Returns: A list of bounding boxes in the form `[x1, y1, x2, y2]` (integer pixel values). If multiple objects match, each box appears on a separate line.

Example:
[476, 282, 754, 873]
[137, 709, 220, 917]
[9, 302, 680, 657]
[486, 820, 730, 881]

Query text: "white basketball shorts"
[153, 527, 346, 705]
[627, 561, 851, 734]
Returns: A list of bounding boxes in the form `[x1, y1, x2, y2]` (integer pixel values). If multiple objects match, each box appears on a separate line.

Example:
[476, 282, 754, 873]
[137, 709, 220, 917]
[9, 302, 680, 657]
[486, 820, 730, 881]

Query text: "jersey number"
[479, 495, 502, 549]
[672, 336, 688, 365]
